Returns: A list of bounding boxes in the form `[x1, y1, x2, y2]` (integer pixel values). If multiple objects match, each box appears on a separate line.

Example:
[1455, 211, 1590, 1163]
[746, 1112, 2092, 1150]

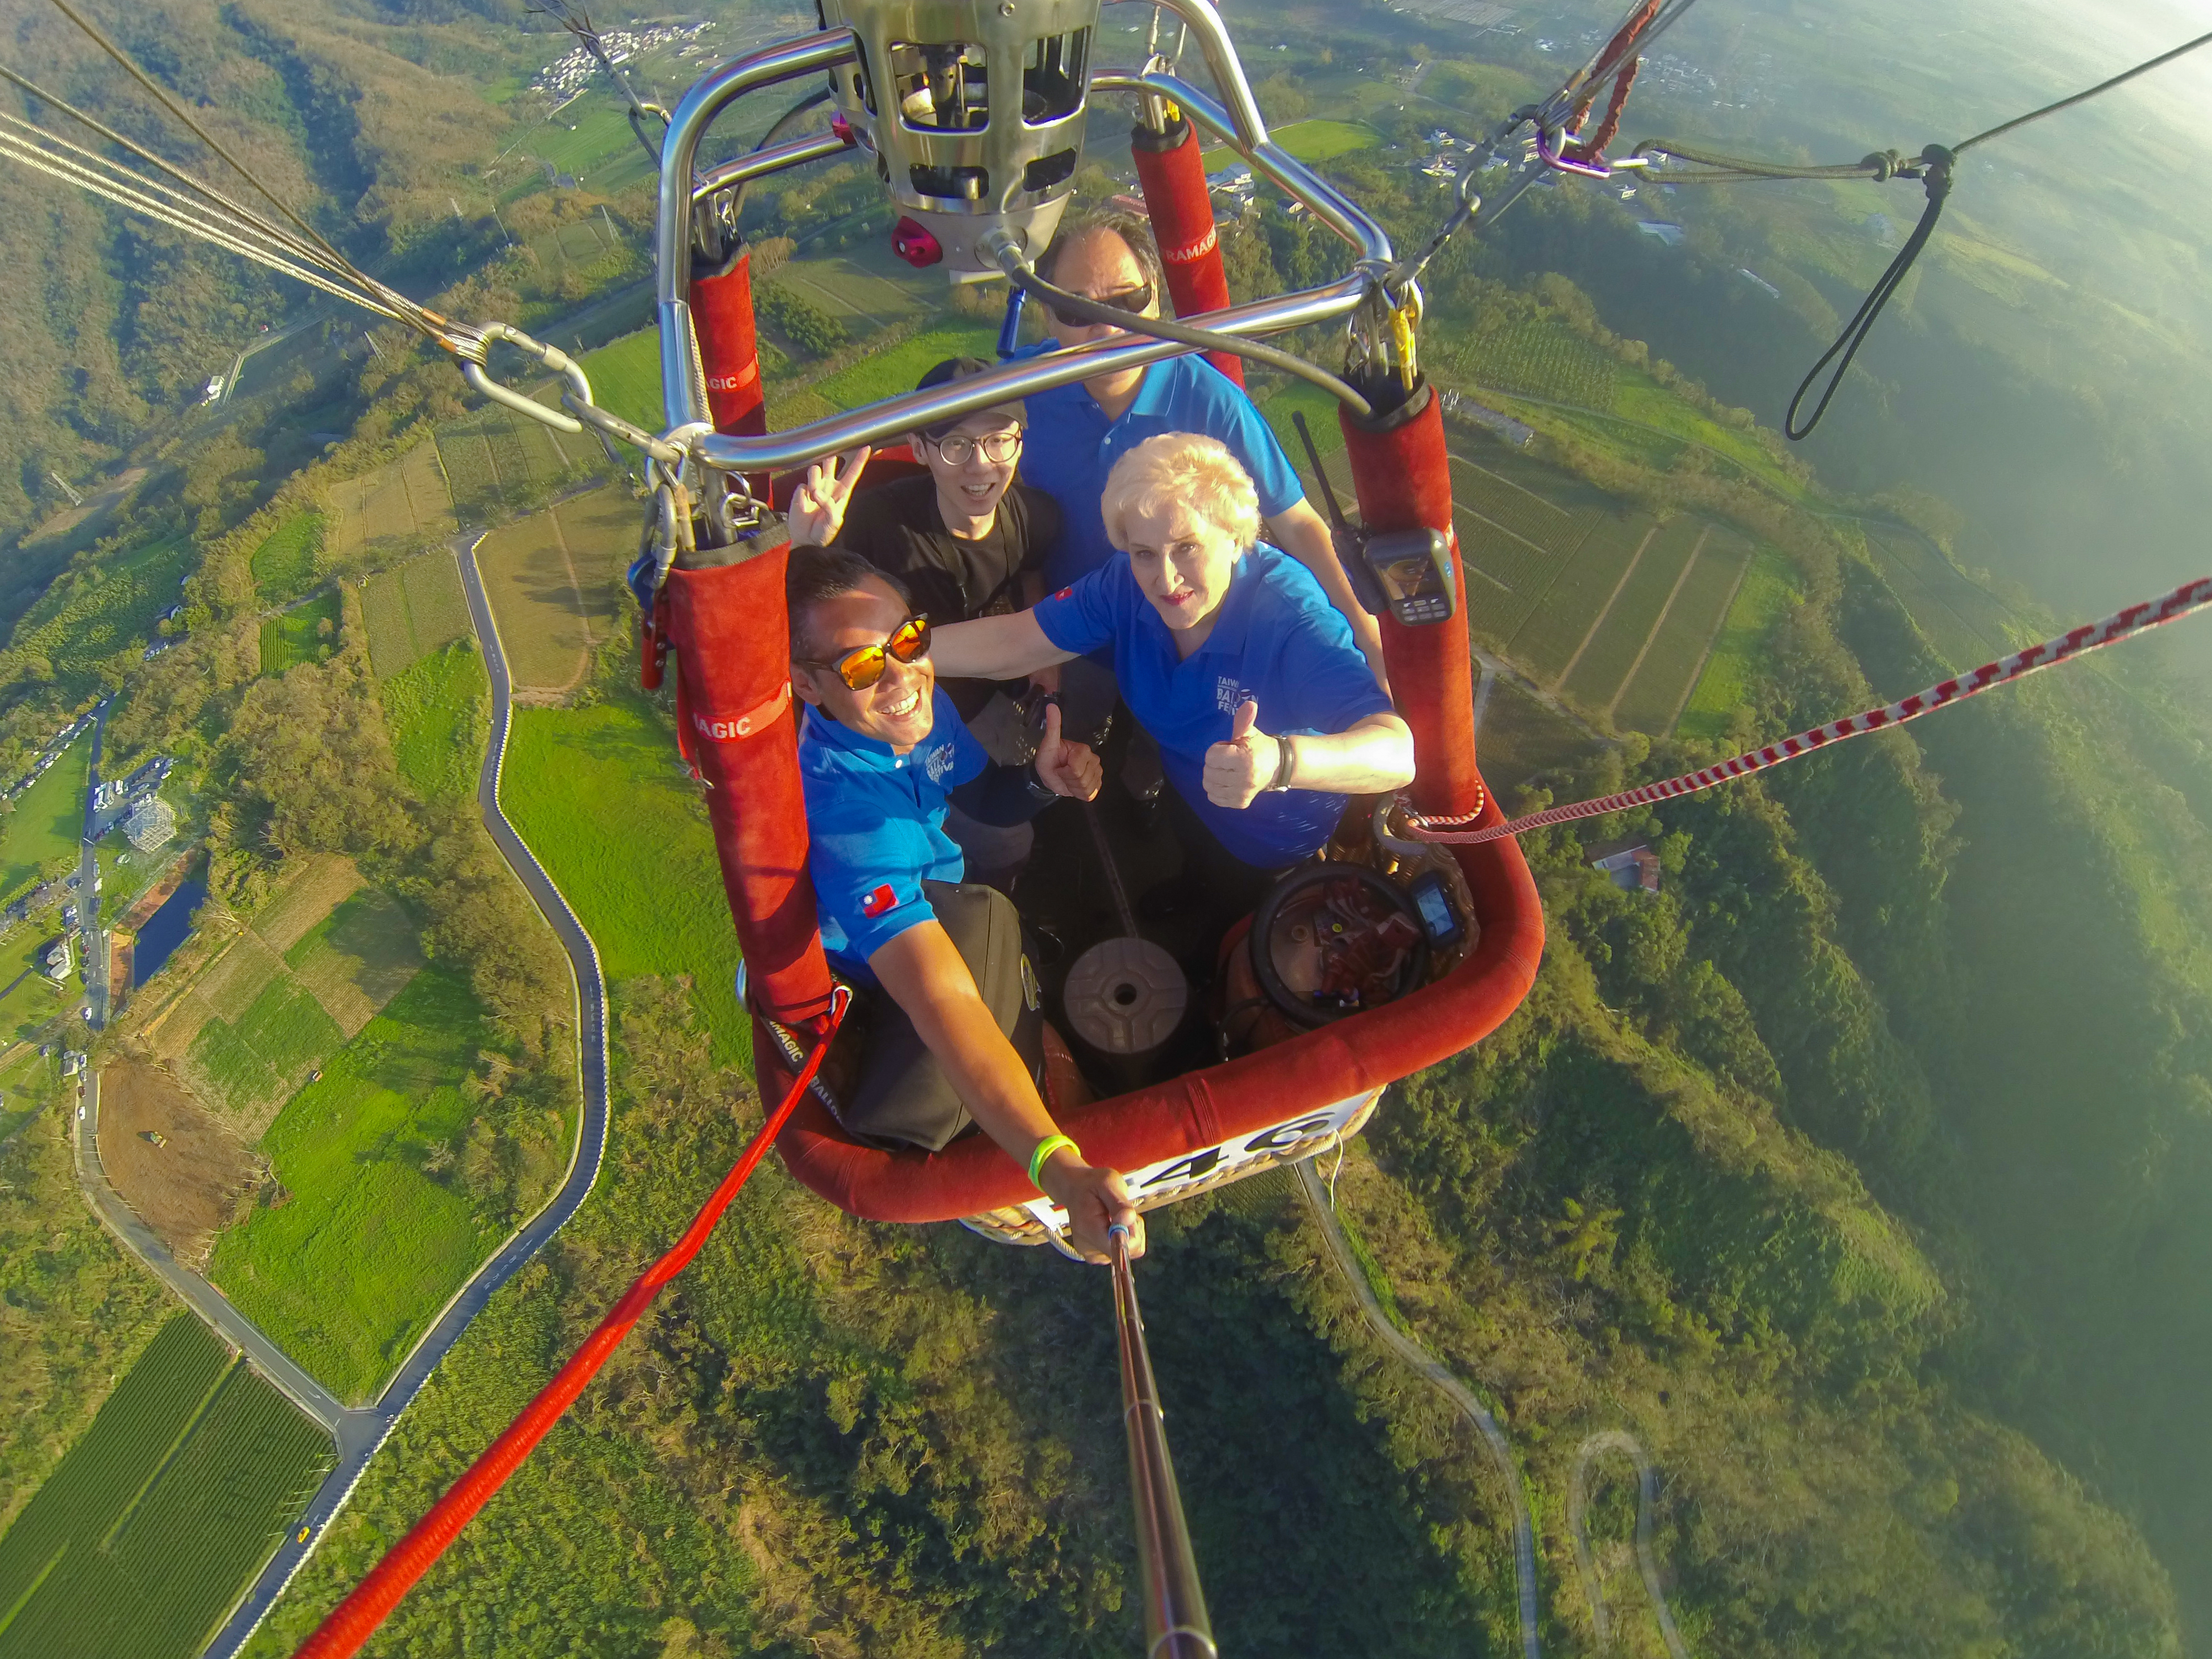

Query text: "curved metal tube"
[691, 127, 853, 200]
[1110, 1228, 1217, 1659]
[656, 28, 860, 434]
[693, 272, 1366, 472]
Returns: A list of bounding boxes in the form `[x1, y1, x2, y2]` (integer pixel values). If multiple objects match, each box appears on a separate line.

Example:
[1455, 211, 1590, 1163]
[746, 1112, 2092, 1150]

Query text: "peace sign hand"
[787, 444, 874, 547]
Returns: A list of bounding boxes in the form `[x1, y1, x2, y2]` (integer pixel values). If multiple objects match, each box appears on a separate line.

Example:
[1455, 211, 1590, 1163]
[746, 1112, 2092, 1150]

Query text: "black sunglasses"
[1048, 281, 1154, 329]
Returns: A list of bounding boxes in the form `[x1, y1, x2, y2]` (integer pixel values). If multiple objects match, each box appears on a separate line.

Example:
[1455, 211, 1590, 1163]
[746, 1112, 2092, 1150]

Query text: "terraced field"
[434, 405, 594, 528]
[258, 591, 342, 675]
[324, 441, 456, 569]
[363, 549, 471, 680]
[0, 1315, 331, 1659]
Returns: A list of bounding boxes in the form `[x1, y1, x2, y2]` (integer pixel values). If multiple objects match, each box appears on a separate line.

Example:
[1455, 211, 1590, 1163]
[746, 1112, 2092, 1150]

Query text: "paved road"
[196, 534, 613, 1658]
[78, 697, 112, 1029]
[1294, 1161, 1543, 1659]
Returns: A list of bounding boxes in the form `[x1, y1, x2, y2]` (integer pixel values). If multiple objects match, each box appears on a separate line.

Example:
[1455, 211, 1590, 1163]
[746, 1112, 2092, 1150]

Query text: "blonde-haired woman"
[932, 432, 1412, 913]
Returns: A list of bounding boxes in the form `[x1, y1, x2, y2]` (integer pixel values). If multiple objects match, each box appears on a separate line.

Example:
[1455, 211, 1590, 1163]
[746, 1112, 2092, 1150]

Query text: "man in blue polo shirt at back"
[1013, 213, 1388, 735]
[788, 544, 1142, 1264]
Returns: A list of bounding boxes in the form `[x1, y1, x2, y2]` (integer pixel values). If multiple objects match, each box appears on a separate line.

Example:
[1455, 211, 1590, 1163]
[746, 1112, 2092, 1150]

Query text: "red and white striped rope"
[1406, 573, 2212, 847]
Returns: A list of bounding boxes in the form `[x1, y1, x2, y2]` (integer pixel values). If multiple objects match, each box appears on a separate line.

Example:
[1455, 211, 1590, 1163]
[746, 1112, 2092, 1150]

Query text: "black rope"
[1658, 27, 2212, 439]
[1954, 27, 2212, 153]
[1786, 145, 1950, 440]
[1003, 265, 1374, 419]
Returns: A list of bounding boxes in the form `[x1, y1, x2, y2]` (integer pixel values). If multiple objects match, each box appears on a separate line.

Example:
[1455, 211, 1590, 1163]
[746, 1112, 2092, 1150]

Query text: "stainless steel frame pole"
[1110, 1227, 1217, 1659]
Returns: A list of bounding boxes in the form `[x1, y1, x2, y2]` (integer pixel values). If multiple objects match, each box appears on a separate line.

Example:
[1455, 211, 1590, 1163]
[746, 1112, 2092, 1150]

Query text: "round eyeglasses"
[925, 430, 1022, 466]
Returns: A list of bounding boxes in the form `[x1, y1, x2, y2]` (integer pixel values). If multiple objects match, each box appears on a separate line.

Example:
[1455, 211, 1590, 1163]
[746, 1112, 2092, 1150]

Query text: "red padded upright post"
[662, 546, 836, 1025]
[1130, 117, 1243, 387]
[691, 246, 768, 436]
[1339, 384, 1479, 819]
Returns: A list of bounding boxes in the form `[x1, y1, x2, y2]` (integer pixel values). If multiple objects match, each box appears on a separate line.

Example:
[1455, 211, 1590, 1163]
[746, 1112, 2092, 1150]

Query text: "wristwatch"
[1265, 734, 1297, 792]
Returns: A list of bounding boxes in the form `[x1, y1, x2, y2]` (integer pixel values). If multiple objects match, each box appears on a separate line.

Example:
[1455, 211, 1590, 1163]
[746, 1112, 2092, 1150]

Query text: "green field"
[435, 401, 597, 528]
[380, 640, 489, 802]
[4, 536, 193, 691]
[807, 322, 999, 411]
[578, 328, 663, 434]
[258, 591, 341, 676]
[182, 965, 347, 1120]
[1677, 545, 1800, 743]
[504, 696, 747, 1060]
[1560, 516, 1705, 712]
[324, 440, 456, 569]
[248, 512, 323, 606]
[1613, 528, 1756, 735]
[0, 908, 70, 1041]
[1508, 512, 1656, 681]
[1204, 117, 1378, 168]
[1444, 312, 1619, 409]
[363, 549, 471, 681]
[0, 731, 88, 905]
[0, 1314, 332, 1659]
[208, 966, 505, 1402]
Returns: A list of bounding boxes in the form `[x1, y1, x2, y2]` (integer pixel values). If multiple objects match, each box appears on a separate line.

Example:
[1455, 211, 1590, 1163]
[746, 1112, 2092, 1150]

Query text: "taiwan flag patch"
[860, 883, 900, 917]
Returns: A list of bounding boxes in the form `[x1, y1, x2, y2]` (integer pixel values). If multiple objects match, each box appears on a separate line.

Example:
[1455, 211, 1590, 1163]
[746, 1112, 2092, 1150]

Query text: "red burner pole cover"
[1131, 117, 1243, 386]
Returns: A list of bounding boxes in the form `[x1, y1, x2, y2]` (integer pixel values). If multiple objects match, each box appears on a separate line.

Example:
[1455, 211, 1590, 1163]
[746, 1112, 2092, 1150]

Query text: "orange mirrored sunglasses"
[800, 613, 931, 691]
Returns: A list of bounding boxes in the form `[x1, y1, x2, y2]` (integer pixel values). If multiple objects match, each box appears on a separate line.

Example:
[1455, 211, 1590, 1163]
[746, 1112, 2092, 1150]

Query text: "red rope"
[1409, 575, 2212, 845]
[292, 988, 851, 1659]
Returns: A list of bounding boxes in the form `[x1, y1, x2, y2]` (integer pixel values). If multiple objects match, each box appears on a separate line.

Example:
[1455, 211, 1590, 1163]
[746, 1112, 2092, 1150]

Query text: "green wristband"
[1027, 1133, 1079, 1188]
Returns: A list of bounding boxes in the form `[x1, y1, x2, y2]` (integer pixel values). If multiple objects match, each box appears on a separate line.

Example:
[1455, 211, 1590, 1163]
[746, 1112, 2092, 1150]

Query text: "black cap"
[916, 357, 1026, 441]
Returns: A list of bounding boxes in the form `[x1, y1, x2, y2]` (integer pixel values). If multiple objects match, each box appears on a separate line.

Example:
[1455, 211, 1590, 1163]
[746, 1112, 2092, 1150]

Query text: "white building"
[123, 795, 177, 853]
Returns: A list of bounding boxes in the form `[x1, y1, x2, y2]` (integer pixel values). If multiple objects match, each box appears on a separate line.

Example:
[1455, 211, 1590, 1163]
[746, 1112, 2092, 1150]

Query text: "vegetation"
[0, 1316, 333, 1659]
[247, 512, 324, 607]
[0, 1112, 175, 1535]
[503, 695, 748, 1061]
[577, 329, 664, 434]
[208, 965, 548, 1403]
[755, 280, 850, 361]
[809, 323, 1000, 412]
[362, 549, 471, 681]
[0, 729, 90, 905]
[258, 591, 342, 676]
[0, 535, 193, 697]
[379, 640, 489, 804]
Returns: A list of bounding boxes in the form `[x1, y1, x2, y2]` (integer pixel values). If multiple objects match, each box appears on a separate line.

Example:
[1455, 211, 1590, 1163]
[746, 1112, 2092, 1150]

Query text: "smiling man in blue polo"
[787, 544, 1141, 1264]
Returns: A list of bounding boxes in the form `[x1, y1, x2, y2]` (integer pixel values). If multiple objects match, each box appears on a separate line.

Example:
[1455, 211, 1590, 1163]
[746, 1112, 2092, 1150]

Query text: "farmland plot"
[3, 534, 194, 692]
[248, 512, 322, 605]
[477, 488, 630, 693]
[1678, 546, 1801, 742]
[324, 440, 454, 568]
[380, 641, 490, 804]
[258, 590, 341, 675]
[1507, 512, 1657, 683]
[0, 1324, 331, 1659]
[1560, 517, 1707, 712]
[363, 550, 469, 680]
[1613, 528, 1756, 736]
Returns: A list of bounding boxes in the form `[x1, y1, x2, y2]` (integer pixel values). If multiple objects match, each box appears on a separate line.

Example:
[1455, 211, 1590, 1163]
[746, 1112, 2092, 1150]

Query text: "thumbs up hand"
[1033, 701, 1103, 801]
[1204, 698, 1284, 810]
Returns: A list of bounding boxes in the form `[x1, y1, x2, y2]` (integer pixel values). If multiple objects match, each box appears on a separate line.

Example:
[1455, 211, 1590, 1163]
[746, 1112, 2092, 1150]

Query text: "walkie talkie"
[1290, 411, 1457, 627]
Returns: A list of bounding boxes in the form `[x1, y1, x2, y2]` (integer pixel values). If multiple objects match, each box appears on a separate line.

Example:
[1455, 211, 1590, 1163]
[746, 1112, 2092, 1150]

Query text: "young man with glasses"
[786, 545, 1141, 1264]
[790, 357, 1067, 886]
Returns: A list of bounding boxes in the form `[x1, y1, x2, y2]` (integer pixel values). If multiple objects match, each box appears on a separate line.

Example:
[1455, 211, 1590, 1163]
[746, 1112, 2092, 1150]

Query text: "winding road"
[174, 533, 613, 1659]
[1293, 1162, 1690, 1657]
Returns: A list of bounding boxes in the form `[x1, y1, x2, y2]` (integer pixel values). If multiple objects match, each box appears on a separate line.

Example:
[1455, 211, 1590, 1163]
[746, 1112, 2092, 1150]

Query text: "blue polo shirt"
[1014, 347, 1308, 589]
[798, 689, 988, 979]
[1034, 546, 1395, 866]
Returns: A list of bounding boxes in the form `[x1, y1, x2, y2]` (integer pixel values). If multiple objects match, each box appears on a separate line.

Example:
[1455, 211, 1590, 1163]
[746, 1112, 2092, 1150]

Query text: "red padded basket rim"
[769, 785, 1542, 1223]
